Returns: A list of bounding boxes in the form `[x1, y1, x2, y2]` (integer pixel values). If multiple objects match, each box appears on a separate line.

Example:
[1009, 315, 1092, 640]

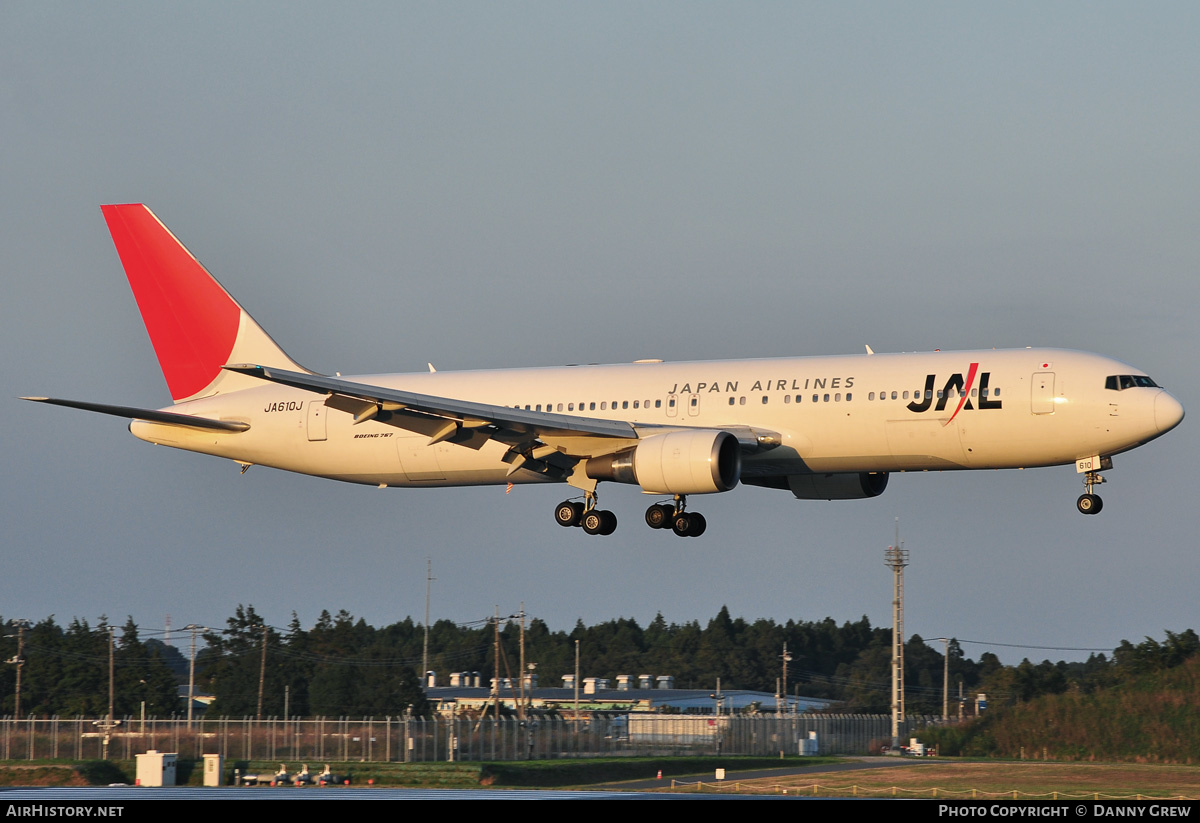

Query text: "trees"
[8, 606, 1198, 718]
[1, 615, 178, 717]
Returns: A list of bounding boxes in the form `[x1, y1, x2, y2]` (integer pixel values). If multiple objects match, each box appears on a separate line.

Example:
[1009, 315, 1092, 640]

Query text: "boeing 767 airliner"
[24, 205, 1185, 537]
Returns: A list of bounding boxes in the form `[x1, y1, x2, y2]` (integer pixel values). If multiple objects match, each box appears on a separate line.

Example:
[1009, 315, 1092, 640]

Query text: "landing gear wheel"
[1077, 494, 1103, 515]
[645, 503, 674, 529]
[686, 512, 706, 537]
[555, 501, 584, 527]
[671, 513, 692, 537]
[582, 510, 604, 535]
[582, 509, 618, 535]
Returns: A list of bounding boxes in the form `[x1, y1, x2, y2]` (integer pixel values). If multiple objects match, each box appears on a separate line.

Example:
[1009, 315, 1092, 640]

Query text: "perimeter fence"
[0, 714, 937, 762]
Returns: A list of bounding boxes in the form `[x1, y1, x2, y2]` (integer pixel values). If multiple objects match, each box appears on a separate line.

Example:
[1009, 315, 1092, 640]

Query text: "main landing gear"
[1077, 470, 1105, 515]
[554, 493, 617, 535]
[553, 492, 707, 537]
[646, 495, 706, 538]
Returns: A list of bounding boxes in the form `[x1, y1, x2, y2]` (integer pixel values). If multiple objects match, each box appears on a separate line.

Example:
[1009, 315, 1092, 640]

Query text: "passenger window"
[740, 396, 746, 405]
[590, 402, 596, 410]
[655, 400, 661, 408]
[846, 392, 852, 401]
[729, 397, 736, 406]
[834, 393, 841, 401]
[784, 395, 791, 404]
[762, 396, 769, 404]
[557, 403, 563, 412]
[633, 401, 639, 409]
[823, 394, 830, 402]
[601, 402, 607, 410]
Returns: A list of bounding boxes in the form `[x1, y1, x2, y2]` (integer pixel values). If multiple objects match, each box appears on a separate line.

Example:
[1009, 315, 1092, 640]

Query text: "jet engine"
[586, 430, 741, 495]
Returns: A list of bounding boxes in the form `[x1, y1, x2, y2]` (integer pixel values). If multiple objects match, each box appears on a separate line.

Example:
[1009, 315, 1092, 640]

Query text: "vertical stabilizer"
[101, 204, 309, 403]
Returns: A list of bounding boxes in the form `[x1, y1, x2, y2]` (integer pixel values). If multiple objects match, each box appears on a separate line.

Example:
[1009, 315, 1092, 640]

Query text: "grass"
[663, 760, 1200, 799]
[2, 756, 1197, 798]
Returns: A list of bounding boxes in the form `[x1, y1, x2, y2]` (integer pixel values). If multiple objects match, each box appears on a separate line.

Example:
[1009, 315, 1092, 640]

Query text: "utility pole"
[423, 559, 435, 687]
[492, 607, 501, 722]
[6, 619, 31, 719]
[573, 639, 580, 726]
[108, 625, 115, 726]
[183, 624, 204, 727]
[92, 625, 119, 760]
[518, 603, 526, 715]
[257, 624, 268, 721]
[885, 519, 909, 750]
[937, 637, 950, 721]
[780, 643, 792, 715]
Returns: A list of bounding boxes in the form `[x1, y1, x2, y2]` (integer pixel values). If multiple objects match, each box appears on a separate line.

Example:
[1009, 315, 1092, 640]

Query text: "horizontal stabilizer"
[21, 397, 250, 432]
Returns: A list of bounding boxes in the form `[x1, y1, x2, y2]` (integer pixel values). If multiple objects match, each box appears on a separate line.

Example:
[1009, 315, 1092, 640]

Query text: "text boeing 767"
[24, 204, 1185, 536]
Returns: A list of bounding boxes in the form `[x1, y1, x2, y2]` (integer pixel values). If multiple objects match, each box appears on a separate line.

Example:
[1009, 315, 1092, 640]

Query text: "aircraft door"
[665, 396, 678, 418]
[307, 400, 327, 441]
[687, 393, 700, 417]
[1031, 372, 1056, 415]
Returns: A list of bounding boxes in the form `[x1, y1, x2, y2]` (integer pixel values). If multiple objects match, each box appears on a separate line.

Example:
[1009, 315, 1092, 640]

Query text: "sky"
[3, 2, 1198, 669]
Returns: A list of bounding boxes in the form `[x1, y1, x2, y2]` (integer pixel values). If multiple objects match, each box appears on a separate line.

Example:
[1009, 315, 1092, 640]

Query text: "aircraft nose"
[1155, 391, 1185, 434]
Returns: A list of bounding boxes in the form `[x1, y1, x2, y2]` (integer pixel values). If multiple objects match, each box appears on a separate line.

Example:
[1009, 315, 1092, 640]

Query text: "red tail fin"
[101, 204, 305, 402]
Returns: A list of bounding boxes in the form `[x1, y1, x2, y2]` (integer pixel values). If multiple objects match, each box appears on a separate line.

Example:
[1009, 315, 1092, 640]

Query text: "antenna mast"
[885, 518, 909, 750]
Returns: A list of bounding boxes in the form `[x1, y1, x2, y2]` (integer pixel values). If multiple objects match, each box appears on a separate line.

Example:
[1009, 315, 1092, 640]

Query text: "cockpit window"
[1106, 375, 1159, 391]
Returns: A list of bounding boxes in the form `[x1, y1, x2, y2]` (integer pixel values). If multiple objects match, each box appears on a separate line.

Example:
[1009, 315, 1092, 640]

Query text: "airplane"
[24, 204, 1185, 537]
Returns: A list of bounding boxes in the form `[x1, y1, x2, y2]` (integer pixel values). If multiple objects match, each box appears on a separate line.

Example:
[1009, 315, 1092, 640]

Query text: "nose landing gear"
[1077, 471, 1105, 515]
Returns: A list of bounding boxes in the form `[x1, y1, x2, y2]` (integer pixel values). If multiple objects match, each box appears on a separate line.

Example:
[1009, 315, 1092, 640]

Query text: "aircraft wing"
[223, 364, 637, 449]
[226, 364, 781, 450]
[224, 365, 780, 481]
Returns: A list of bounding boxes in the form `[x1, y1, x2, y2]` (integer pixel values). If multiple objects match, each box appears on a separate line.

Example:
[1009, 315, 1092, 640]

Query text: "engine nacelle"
[786, 472, 889, 500]
[586, 430, 741, 495]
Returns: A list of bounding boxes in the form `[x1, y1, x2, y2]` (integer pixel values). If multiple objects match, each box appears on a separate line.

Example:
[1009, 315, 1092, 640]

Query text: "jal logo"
[907, 363, 1002, 424]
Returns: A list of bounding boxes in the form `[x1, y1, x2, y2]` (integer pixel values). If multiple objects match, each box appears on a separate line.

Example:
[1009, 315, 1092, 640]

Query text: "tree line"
[2, 609, 1194, 719]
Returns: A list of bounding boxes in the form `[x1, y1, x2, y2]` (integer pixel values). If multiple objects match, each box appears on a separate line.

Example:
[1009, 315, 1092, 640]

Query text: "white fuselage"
[129, 347, 1181, 490]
